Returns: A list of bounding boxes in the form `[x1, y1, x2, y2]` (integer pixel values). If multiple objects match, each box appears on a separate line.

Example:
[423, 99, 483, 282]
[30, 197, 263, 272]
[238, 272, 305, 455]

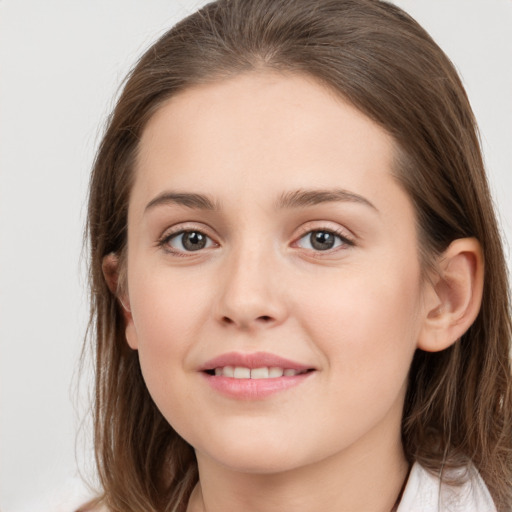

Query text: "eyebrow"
[144, 188, 377, 213]
[276, 188, 378, 212]
[145, 192, 218, 212]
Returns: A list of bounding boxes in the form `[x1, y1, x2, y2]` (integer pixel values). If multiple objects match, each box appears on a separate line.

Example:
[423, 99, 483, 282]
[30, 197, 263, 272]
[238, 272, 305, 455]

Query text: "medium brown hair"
[85, 1, 512, 510]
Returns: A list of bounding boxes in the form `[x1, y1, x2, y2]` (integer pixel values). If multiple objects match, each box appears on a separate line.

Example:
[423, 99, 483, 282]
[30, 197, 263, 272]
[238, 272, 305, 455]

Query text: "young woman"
[82, 0, 512, 510]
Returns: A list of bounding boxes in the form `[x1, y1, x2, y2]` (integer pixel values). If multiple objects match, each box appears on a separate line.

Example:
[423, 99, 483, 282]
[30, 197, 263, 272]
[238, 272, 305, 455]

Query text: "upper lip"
[199, 351, 314, 372]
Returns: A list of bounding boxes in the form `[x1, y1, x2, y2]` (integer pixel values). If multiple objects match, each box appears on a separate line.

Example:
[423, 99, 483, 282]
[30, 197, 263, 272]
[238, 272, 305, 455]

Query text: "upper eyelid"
[294, 222, 355, 240]
[158, 222, 216, 239]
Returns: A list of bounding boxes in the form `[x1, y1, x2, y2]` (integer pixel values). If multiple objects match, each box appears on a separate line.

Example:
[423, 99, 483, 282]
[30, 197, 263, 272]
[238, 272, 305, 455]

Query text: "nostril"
[221, 315, 273, 326]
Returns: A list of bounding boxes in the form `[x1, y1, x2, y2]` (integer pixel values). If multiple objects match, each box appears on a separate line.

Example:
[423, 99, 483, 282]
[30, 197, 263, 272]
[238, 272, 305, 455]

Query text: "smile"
[200, 352, 316, 399]
[211, 366, 309, 379]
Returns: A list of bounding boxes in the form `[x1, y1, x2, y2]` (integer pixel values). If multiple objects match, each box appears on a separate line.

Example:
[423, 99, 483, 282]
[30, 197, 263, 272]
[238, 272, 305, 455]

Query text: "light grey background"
[1, 1, 511, 510]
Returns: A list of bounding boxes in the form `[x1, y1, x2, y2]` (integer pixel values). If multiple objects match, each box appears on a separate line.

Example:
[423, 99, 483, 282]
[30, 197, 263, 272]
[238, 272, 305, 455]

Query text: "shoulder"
[397, 462, 496, 512]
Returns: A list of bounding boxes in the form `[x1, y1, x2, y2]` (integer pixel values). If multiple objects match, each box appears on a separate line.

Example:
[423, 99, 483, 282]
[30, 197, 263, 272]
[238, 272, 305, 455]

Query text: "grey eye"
[168, 231, 213, 251]
[297, 230, 344, 251]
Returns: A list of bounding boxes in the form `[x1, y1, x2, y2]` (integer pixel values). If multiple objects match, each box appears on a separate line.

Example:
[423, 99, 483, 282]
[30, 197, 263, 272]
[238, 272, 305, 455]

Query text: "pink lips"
[200, 351, 315, 400]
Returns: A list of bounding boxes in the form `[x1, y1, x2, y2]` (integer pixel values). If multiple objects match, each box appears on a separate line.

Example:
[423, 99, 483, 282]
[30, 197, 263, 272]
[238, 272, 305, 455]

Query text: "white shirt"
[397, 462, 496, 512]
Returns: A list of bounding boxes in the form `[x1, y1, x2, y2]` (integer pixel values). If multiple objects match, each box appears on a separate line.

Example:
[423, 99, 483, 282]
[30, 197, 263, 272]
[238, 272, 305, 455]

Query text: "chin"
[192, 427, 319, 475]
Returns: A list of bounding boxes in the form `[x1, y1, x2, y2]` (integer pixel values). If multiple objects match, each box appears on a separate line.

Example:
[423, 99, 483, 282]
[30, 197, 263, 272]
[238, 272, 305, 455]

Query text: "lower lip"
[202, 372, 313, 400]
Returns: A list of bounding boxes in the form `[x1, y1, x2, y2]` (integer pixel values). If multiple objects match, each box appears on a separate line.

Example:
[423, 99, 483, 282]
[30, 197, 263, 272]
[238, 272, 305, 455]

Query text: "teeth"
[269, 367, 284, 378]
[213, 366, 305, 379]
[251, 367, 269, 379]
[233, 367, 251, 379]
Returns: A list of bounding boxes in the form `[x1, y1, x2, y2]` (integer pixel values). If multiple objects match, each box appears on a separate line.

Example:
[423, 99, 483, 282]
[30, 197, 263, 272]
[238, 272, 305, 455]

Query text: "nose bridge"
[216, 235, 286, 329]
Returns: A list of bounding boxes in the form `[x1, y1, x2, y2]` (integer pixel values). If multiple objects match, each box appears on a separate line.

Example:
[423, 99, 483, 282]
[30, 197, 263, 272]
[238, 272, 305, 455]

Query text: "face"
[123, 71, 429, 475]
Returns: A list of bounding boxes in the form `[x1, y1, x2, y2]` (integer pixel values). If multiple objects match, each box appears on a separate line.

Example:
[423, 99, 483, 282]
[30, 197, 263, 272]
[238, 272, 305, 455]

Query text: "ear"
[102, 253, 138, 350]
[417, 238, 484, 352]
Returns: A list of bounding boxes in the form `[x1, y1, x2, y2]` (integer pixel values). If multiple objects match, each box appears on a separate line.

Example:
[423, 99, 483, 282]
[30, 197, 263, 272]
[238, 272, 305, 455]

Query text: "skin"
[116, 71, 480, 511]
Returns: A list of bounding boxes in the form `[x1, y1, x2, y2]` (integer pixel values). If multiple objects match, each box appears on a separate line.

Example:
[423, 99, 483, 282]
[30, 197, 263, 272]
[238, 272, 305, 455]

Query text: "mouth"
[200, 352, 316, 399]
[204, 366, 312, 379]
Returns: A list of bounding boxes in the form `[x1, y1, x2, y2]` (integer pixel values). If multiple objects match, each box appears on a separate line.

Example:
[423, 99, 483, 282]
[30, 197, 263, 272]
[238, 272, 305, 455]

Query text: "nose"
[214, 245, 288, 331]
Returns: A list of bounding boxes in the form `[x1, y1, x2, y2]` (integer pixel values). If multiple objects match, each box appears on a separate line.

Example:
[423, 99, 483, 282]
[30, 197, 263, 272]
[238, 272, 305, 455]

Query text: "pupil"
[311, 231, 335, 250]
[183, 231, 206, 251]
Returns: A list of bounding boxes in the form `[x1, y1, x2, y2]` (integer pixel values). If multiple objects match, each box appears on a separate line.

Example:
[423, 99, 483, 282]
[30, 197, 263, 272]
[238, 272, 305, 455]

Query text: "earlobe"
[125, 322, 139, 350]
[417, 238, 484, 352]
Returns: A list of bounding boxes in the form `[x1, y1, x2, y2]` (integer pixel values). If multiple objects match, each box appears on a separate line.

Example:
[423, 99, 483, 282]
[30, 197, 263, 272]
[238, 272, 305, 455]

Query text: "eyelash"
[294, 227, 355, 253]
[157, 226, 355, 256]
[157, 228, 217, 256]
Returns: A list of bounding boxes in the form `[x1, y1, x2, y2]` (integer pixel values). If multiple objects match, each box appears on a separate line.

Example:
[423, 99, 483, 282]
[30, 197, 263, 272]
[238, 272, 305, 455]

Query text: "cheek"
[296, 263, 423, 382]
[129, 266, 209, 344]
[126, 270, 211, 400]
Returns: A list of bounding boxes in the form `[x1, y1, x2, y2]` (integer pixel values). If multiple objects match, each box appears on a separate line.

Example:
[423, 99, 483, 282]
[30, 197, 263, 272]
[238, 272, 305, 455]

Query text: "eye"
[296, 229, 351, 251]
[165, 230, 215, 252]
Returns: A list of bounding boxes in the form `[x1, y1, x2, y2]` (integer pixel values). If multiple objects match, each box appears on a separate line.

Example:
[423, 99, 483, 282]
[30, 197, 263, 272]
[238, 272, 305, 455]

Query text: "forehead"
[132, 70, 401, 214]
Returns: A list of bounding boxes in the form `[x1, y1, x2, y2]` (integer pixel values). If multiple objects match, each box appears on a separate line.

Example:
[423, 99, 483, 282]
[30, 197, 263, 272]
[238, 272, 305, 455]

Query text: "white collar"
[397, 462, 496, 512]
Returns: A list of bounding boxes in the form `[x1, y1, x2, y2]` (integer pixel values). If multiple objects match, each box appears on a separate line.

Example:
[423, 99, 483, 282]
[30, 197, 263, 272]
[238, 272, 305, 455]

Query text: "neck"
[187, 421, 409, 512]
